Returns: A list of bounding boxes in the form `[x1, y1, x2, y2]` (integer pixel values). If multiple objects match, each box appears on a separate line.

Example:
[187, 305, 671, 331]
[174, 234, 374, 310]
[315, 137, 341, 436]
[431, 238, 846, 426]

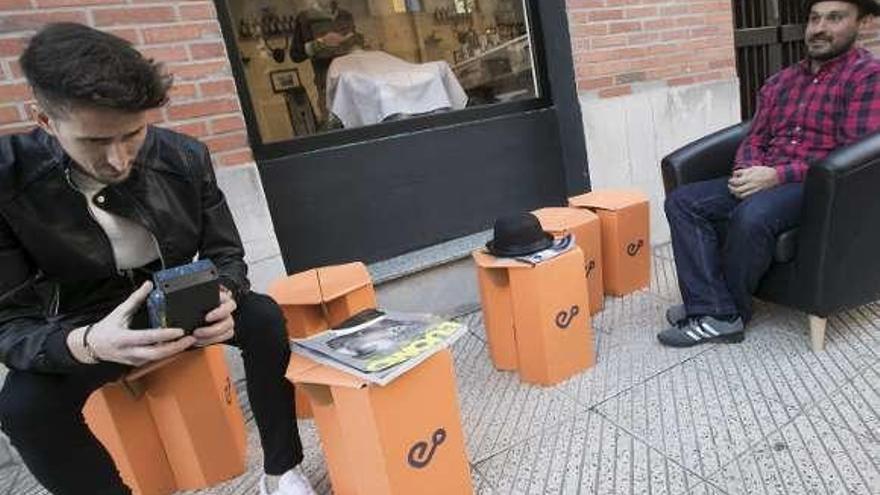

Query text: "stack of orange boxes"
[83, 346, 247, 495]
[473, 245, 596, 385]
[532, 207, 604, 315]
[282, 263, 474, 495]
[568, 189, 651, 296]
[268, 261, 378, 418]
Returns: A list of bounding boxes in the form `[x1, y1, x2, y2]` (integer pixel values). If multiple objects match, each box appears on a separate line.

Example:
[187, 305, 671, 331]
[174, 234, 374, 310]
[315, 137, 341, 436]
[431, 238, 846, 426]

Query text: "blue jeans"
[664, 177, 803, 323]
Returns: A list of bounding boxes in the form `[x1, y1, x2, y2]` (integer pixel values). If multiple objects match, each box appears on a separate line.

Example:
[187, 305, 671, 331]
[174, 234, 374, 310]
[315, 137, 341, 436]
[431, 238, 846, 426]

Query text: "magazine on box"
[514, 233, 574, 265]
[290, 311, 467, 386]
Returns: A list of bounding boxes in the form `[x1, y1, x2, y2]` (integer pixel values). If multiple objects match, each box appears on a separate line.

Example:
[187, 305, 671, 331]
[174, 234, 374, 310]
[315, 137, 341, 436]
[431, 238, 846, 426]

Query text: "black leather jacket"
[0, 127, 249, 373]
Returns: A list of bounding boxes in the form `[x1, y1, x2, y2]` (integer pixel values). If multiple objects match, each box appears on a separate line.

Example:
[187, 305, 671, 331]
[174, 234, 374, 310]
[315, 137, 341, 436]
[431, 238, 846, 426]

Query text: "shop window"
[222, 0, 538, 144]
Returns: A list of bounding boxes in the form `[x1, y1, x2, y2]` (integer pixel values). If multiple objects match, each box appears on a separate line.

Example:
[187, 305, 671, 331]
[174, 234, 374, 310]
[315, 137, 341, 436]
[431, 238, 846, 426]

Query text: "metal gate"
[733, 0, 808, 118]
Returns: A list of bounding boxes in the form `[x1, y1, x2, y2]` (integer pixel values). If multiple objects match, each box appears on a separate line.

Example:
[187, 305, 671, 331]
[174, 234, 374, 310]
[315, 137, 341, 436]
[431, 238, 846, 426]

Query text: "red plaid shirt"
[735, 47, 880, 183]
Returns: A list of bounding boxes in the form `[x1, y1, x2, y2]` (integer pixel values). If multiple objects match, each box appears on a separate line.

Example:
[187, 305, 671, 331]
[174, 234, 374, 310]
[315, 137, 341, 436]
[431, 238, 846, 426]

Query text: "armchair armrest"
[793, 131, 880, 314]
[661, 121, 752, 193]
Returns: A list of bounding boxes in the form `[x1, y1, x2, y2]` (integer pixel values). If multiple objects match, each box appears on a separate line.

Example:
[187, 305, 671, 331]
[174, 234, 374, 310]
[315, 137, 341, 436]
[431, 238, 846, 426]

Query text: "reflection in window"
[226, 0, 537, 144]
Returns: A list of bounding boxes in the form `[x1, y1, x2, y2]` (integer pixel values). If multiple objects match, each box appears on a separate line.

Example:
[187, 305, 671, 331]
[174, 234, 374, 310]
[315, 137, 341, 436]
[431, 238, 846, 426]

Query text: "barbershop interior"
[222, 0, 538, 143]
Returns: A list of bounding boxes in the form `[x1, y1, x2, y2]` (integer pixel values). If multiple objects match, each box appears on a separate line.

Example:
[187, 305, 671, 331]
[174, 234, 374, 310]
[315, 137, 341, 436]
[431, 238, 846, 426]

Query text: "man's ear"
[859, 13, 876, 32]
[29, 103, 55, 136]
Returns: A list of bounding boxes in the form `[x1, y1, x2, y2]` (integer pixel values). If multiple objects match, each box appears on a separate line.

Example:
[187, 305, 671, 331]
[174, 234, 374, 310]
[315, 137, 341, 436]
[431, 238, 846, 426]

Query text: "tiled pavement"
[3, 245, 880, 494]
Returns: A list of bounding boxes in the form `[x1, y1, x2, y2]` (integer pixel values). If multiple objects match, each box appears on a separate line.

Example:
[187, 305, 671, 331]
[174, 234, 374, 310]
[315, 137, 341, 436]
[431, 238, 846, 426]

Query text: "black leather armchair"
[661, 122, 880, 351]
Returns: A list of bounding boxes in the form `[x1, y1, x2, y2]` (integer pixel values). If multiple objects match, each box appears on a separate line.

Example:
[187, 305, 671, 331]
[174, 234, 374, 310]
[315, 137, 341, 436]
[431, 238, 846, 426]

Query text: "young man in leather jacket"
[0, 23, 314, 495]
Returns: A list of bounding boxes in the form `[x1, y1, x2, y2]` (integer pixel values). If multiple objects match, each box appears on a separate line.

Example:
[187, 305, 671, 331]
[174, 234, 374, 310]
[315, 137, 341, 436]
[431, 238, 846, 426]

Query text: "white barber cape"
[326, 50, 468, 128]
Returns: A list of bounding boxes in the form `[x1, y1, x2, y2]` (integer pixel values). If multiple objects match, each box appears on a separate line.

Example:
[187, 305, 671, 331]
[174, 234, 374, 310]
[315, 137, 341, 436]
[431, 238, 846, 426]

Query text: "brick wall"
[566, 0, 880, 99]
[566, 0, 737, 98]
[0, 0, 253, 167]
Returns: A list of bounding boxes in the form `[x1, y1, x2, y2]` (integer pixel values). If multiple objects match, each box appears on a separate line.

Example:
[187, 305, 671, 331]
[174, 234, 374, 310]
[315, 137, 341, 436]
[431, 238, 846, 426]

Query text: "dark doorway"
[733, 0, 807, 118]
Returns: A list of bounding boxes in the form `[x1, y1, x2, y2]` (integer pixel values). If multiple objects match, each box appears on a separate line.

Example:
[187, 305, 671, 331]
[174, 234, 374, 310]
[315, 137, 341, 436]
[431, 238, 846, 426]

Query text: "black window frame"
[213, 0, 553, 161]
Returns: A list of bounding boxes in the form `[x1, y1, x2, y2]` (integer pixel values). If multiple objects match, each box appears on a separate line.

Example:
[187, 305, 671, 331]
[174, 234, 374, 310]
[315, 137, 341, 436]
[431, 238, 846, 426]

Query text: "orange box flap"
[317, 262, 372, 301]
[532, 207, 598, 232]
[569, 189, 648, 211]
[471, 250, 535, 269]
[268, 269, 323, 306]
[286, 353, 369, 389]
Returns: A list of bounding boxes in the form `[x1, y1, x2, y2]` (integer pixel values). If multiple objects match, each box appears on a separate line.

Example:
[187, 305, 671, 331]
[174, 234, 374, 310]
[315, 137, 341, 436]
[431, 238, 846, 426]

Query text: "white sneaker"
[259, 467, 317, 495]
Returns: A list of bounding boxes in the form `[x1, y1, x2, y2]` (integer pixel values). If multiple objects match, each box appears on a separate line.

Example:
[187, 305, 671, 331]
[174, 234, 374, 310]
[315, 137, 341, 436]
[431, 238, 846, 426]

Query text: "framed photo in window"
[270, 69, 302, 93]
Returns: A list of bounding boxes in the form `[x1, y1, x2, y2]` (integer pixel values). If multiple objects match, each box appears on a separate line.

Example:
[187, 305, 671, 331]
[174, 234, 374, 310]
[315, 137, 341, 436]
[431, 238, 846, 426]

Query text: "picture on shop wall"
[270, 69, 302, 93]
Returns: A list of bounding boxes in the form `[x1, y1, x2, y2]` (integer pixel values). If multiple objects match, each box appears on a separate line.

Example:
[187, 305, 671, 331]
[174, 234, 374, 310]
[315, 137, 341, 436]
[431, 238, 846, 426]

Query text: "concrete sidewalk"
[2, 245, 879, 494]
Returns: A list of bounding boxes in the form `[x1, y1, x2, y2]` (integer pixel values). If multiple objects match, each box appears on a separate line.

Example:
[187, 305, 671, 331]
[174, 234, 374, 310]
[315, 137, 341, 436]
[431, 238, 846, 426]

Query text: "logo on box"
[555, 306, 580, 329]
[626, 239, 645, 257]
[407, 428, 447, 469]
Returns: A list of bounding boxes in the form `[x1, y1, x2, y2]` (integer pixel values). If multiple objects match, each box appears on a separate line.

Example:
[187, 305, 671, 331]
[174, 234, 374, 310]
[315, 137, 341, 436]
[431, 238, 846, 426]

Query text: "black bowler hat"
[805, 0, 880, 16]
[486, 213, 553, 257]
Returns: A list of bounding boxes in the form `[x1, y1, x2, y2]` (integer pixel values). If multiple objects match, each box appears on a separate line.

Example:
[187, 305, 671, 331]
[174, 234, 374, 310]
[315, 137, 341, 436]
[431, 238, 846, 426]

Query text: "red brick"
[199, 79, 236, 98]
[0, 82, 31, 101]
[168, 82, 197, 100]
[189, 41, 226, 60]
[167, 97, 237, 120]
[2, 10, 88, 32]
[0, 37, 26, 58]
[166, 60, 229, 81]
[598, 85, 632, 98]
[93, 6, 176, 26]
[179, 3, 215, 21]
[168, 120, 208, 138]
[140, 45, 189, 64]
[0, 0, 31, 11]
[104, 28, 141, 44]
[215, 148, 254, 167]
[35, 0, 121, 6]
[142, 22, 220, 44]
[209, 114, 244, 134]
[0, 105, 21, 124]
[203, 132, 247, 153]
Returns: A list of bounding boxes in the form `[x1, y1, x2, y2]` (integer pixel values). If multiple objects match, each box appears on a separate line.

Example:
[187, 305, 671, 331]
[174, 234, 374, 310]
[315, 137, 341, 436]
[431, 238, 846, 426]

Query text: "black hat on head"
[805, 0, 880, 16]
[485, 213, 554, 257]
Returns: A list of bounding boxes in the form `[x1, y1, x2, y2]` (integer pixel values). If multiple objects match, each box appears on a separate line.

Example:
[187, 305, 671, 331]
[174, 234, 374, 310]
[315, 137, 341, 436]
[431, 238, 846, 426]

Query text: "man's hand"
[192, 287, 237, 347]
[320, 31, 347, 47]
[728, 166, 779, 199]
[68, 281, 196, 366]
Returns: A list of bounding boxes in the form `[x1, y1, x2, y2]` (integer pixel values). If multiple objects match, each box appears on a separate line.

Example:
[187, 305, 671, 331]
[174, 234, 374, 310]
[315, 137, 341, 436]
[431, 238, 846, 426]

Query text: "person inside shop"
[0, 23, 315, 495]
[290, 0, 362, 123]
[658, 0, 880, 347]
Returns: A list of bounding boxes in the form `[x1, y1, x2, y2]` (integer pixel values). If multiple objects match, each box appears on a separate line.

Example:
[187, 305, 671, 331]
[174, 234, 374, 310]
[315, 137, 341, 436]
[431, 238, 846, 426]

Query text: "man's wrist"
[66, 326, 99, 365]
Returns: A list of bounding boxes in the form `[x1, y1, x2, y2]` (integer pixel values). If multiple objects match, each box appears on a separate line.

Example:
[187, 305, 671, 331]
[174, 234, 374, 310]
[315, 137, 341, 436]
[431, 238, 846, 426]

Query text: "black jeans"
[665, 177, 804, 322]
[0, 292, 303, 495]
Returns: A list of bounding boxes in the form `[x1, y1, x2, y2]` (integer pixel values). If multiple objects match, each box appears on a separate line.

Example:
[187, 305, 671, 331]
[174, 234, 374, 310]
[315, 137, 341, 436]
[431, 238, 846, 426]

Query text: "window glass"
[224, 0, 538, 143]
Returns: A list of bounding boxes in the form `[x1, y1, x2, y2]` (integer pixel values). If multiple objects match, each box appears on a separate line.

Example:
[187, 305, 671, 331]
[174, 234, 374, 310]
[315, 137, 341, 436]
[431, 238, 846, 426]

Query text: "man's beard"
[807, 31, 858, 62]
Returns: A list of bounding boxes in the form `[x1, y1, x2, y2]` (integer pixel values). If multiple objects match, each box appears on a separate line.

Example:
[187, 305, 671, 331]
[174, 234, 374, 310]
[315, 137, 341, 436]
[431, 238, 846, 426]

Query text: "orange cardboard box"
[84, 385, 177, 495]
[569, 189, 650, 296]
[472, 247, 596, 386]
[286, 349, 473, 495]
[269, 261, 378, 418]
[269, 262, 377, 337]
[140, 346, 247, 490]
[84, 347, 246, 494]
[532, 207, 604, 315]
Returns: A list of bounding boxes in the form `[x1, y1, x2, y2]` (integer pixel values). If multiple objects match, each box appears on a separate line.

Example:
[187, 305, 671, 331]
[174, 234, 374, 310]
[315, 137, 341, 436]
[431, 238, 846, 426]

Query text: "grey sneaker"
[658, 315, 744, 347]
[666, 304, 687, 326]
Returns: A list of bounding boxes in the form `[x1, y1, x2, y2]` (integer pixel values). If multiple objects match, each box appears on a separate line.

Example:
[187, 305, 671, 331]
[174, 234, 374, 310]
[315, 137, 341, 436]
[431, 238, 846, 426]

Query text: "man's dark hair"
[20, 23, 172, 117]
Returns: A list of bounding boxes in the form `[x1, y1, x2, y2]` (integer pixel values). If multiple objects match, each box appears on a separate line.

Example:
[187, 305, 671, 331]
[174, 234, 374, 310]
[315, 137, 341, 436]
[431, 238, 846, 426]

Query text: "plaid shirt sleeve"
[776, 69, 880, 183]
[734, 79, 775, 170]
[839, 70, 880, 143]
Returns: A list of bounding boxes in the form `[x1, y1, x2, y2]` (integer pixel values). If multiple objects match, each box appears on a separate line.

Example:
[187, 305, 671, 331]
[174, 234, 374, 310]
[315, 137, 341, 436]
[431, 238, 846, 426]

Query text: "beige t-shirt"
[69, 169, 160, 270]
